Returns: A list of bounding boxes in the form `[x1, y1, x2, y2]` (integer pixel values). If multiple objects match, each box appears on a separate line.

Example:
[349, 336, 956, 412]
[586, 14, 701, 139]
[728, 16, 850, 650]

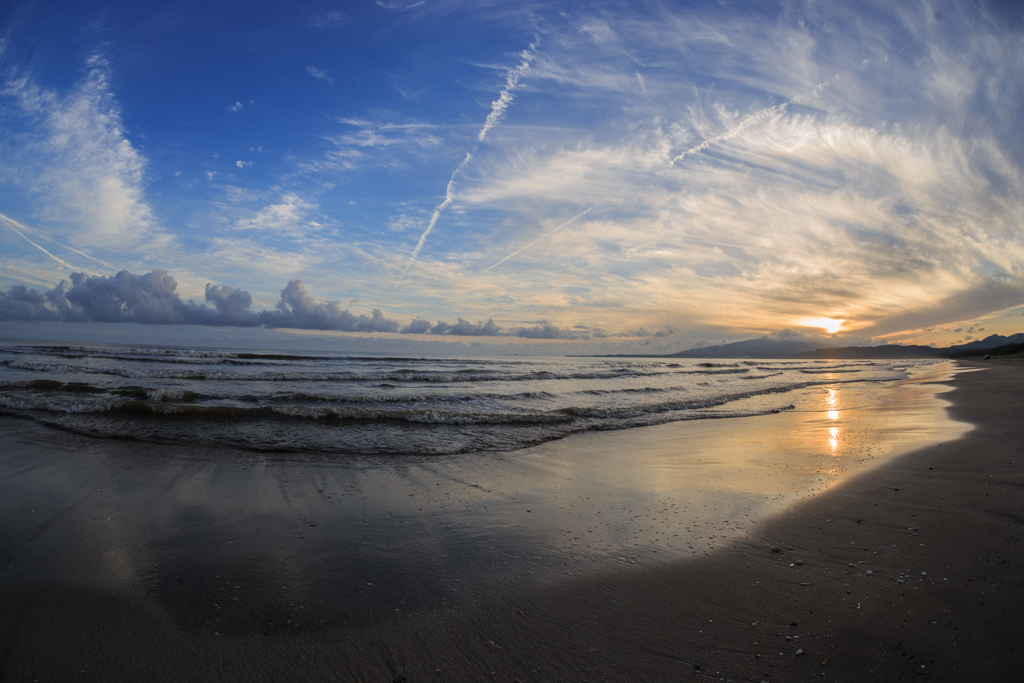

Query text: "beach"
[0, 358, 1021, 681]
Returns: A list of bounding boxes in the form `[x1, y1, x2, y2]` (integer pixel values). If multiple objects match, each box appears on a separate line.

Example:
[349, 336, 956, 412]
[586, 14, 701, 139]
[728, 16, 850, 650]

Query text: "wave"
[0, 372, 898, 427]
[0, 394, 574, 426]
[0, 344, 550, 366]
[3, 360, 746, 384]
[798, 368, 862, 374]
[270, 389, 556, 405]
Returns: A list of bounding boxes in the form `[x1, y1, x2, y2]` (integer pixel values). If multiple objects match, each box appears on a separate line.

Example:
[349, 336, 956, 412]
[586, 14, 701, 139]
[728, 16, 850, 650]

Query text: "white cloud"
[1, 54, 164, 249]
[234, 193, 321, 235]
[477, 44, 535, 142]
[308, 9, 347, 29]
[305, 66, 334, 85]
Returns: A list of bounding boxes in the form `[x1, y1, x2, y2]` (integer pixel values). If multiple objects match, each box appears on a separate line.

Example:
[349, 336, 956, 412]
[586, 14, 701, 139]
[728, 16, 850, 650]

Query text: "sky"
[1, 0, 1023, 355]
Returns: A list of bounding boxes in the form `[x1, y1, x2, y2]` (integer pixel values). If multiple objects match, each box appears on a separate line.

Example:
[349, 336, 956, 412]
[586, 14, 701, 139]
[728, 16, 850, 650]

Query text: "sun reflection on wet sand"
[825, 387, 841, 452]
[829, 426, 840, 453]
[826, 388, 840, 421]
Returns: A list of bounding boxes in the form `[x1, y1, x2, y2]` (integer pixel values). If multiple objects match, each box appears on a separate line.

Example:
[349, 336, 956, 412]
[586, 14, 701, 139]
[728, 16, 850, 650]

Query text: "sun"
[801, 317, 845, 334]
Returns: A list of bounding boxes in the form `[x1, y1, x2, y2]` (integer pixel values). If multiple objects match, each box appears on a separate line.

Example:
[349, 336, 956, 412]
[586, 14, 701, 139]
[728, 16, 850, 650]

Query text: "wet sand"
[1, 360, 1021, 681]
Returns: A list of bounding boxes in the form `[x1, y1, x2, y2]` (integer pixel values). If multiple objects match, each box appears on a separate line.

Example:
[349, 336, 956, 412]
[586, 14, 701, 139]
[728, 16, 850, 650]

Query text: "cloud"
[1, 54, 163, 247]
[375, 0, 425, 11]
[0, 270, 399, 331]
[296, 118, 442, 177]
[305, 66, 334, 85]
[234, 193, 320, 234]
[509, 321, 586, 339]
[327, 118, 442, 149]
[0, 284, 60, 322]
[1, 271, 662, 339]
[235, 160, 253, 169]
[266, 280, 399, 332]
[227, 101, 246, 112]
[4, 4, 1022, 349]
[308, 9, 347, 29]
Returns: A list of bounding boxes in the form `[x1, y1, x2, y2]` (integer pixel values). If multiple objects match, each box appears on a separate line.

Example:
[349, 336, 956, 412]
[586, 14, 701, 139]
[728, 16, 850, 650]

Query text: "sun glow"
[801, 317, 845, 334]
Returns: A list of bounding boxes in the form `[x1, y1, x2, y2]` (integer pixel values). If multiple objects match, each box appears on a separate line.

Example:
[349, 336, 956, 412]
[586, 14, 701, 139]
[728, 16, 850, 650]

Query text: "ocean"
[0, 340, 938, 456]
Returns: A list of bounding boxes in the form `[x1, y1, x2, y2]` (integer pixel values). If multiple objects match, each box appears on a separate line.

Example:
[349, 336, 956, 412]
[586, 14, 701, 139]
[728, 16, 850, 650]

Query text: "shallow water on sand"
[0, 361, 969, 635]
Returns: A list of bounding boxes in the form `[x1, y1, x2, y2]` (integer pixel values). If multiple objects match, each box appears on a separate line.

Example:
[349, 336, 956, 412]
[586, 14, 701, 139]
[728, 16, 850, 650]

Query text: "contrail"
[392, 152, 471, 293]
[671, 102, 788, 164]
[1, 212, 116, 271]
[0, 213, 96, 274]
[670, 71, 845, 165]
[482, 207, 593, 273]
[477, 47, 534, 142]
[392, 40, 537, 293]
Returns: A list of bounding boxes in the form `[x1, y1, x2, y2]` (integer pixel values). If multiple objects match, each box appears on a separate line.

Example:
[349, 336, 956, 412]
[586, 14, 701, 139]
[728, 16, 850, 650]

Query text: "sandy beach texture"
[1, 360, 1021, 681]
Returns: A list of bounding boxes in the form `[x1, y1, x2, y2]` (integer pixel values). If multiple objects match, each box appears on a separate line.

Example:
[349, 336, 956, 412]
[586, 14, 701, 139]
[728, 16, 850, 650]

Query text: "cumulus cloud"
[0, 271, 398, 331]
[0, 271, 650, 339]
[0, 284, 61, 322]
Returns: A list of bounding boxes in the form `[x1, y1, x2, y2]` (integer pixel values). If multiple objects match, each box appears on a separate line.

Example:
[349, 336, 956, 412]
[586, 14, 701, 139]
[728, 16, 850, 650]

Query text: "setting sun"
[801, 318, 845, 334]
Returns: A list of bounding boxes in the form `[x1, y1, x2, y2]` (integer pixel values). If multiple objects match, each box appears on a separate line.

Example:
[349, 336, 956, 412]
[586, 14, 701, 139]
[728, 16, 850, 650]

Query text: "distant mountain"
[793, 345, 941, 359]
[946, 333, 1024, 352]
[670, 339, 833, 358]
[673, 332, 1024, 359]
[946, 341, 1024, 358]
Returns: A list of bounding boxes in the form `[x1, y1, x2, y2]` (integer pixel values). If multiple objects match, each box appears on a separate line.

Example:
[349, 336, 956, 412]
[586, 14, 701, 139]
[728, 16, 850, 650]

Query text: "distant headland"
[585, 333, 1024, 359]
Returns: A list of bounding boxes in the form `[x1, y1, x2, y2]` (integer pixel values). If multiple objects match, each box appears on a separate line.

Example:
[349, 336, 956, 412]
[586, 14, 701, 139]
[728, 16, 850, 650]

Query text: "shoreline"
[0, 360, 1020, 681]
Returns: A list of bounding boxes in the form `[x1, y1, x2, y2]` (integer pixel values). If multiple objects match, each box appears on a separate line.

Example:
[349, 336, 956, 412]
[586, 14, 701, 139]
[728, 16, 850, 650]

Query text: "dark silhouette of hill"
[671, 332, 1024, 359]
[669, 339, 831, 358]
[793, 345, 940, 359]
[946, 341, 1024, 358]
[946, 333, 1024, 352]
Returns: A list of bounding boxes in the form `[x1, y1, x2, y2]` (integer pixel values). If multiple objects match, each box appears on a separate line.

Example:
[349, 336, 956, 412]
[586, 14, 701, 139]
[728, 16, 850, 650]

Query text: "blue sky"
[1, 0, 1023, 354]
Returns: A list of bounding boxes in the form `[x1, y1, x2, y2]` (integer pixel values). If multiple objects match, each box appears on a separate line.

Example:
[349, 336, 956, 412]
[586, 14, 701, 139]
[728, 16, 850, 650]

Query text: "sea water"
[0, 340, 936, 455]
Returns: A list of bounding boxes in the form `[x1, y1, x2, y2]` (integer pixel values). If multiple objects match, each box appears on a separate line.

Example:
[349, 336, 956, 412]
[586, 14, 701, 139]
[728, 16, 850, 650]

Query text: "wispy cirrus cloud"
[1, 54, 166, 249]
[2, 1, 1022, 352]
[308, 9, 347, 30]
[305, 65, 334, 85]
[439, 2, 1024, 344]
[233, 193, 323, 236]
